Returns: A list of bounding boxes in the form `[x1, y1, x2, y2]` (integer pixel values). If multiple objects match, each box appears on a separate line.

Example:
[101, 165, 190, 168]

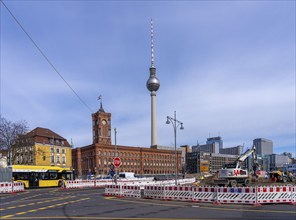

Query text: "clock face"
[102, 120, 107, 125]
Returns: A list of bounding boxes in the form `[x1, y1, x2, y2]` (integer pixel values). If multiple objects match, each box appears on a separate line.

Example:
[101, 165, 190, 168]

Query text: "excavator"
[214, 145, 258, 187]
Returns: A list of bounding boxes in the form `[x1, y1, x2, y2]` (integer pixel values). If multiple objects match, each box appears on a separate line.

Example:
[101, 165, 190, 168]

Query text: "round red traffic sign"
[113, 157, 121, 167]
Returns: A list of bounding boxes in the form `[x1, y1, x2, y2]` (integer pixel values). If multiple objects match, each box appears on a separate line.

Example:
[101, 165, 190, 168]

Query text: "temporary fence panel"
[0, 182, 25, 194]
[104, 185, 122, 197]
[144, 186, 165, 199]
[192, 186, 217, 203]
[216, 187, 256, 204]
[12, 182, 25, 192]
[292, 185, 296, 204]
[163, 186, 193, 201]
[0, 182, 12, 193]
[103, 184, 296, 206]
[121, 185, 141, 198]
[256, 186, 292, 204]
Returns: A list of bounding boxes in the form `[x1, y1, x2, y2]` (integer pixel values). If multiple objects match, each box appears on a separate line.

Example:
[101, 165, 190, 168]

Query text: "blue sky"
[1, 1, 295, 157]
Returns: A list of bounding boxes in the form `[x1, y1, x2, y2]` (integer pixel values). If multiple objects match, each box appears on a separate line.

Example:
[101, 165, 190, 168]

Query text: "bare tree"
[0, 115, 29, 165]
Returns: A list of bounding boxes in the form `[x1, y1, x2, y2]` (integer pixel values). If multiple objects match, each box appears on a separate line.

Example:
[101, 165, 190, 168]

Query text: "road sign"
[110, 170, 115, 177]
[113, 157, 121, 167]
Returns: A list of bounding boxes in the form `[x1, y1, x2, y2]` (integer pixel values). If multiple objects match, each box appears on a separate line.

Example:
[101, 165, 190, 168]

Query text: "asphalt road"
[0, 187, 295, 220]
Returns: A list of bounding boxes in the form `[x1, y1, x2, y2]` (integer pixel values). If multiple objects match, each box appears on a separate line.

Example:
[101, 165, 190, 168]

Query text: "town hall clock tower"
[92, 97, 111, 145]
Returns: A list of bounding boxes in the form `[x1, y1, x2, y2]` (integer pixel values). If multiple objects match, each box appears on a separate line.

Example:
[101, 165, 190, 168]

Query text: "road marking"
[105, 197, 117, 199]
[16, 212, 27, 215]
[6, 206, 16, 209]
[106, 197, 296, 215]
[0, 196, 75, 211]
[1, 198, 90, 219]
[37, 207, 47, 210]
[1, 215, 14, 219]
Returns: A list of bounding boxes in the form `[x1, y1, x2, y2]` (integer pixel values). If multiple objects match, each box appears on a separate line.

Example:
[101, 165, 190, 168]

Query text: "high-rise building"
[206, 136, 223, 149]
[269, 154, 291, 170]
[220, 145, 244, 155]
[192, 143, 219, 154]
[253, 138, 273, 155]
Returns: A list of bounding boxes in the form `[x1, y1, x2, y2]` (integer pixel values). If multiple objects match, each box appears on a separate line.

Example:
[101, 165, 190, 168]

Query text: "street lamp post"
[114, 128, 117, 184]
[166, 111, 184, 186]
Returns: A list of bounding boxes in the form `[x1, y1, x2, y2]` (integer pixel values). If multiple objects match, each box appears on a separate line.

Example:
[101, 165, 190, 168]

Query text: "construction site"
[187, 146, 296, 187]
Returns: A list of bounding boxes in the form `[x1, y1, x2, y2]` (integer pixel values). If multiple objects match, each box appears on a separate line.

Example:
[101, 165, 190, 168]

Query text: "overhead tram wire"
[0, 0, 93, 113]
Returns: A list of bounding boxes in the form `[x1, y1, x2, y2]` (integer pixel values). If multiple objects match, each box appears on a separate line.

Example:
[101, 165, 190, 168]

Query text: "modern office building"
[220, 145, 244, 156]
[269, 154, 291, 170]
[207, 136, 223, 150]
[253, 138, 273, 155]
[186, 151, 238, 174]
[192, 143, 220, 154]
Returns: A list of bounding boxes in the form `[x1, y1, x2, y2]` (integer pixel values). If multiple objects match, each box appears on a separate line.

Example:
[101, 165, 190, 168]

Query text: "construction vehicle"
[269, 169, 296, 183]
[214, 145, 258, 187]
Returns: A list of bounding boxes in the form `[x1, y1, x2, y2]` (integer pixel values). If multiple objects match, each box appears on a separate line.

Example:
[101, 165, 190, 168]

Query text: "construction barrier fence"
[64, 178, 196, 189]
[105, 184, 296, 206]
[0, 182, 25, 193]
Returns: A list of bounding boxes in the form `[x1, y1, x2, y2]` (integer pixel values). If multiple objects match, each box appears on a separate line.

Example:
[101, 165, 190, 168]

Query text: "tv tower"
[146, 19, 160, 147]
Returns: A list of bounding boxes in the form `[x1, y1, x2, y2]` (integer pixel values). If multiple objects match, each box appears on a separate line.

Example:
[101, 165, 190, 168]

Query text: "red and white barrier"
[0, 182, 25, 194]
[12, 182, 25, 192]
[292, 185, 296, 204]
[104, 185, 122, 197]
[193, 186, 216, 203]
[65, 178, 195, 189]
[163, 186, 193, 201]
[105, 184, 296, 206]
[121, 185, 141, 198]
[256, 186, 292, 204]
[216, 187, 256, 204]
[66, 180, 95, 188]
[0, 182, 12, 193]
[144, 186, 165, 199]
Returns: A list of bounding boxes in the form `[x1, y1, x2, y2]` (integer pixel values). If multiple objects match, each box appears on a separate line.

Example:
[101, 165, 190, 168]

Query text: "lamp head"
[180, 123, 184, 130]
[166, 117, 170, 124]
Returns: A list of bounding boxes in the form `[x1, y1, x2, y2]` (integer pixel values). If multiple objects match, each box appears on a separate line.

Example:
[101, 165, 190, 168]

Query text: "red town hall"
[72, 104, 182, 178]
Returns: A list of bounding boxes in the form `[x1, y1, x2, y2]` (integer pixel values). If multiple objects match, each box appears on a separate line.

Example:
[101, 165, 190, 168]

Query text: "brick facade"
[72, 105, 182, 178]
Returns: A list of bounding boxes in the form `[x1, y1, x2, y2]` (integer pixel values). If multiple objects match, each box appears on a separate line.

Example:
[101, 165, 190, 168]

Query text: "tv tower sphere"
[146, 72, 160, 92]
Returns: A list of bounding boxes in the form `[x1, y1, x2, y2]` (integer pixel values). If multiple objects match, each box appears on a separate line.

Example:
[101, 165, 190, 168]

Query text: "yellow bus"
[12, 165, 74, 188]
